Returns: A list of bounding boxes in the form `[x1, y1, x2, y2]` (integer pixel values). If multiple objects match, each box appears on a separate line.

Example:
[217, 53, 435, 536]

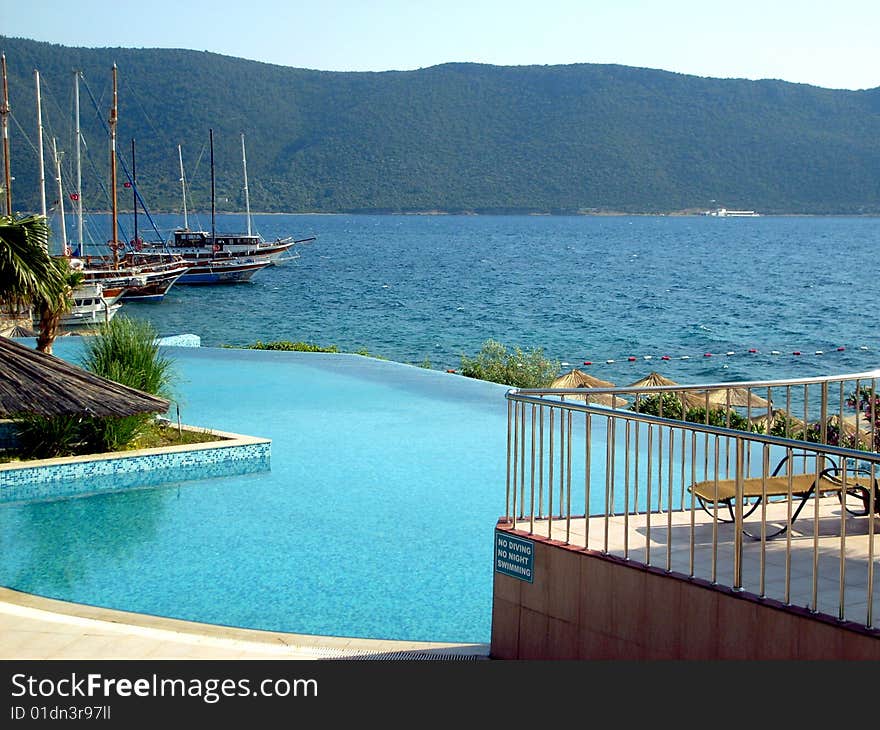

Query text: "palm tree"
[0, 213, 74, 353]
[35, 257, 84, 355]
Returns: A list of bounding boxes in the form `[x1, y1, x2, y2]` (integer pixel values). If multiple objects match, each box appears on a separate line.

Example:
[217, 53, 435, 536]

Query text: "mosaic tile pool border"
[0, 427, 271, 504]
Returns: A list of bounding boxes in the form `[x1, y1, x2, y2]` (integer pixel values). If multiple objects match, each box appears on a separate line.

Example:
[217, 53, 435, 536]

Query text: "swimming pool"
[0, 341, 512, 644]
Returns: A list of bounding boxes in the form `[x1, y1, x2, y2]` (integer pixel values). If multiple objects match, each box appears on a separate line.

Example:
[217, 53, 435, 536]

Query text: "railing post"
[733, 437, 744, 591]
[505, 395, 512, 523]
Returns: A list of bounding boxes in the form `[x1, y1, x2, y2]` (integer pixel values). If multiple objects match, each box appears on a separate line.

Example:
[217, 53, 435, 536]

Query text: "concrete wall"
[491, 527, 880, 660]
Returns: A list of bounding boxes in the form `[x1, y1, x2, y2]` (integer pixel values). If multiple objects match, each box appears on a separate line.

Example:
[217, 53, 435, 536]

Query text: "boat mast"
[1, 54, 12, 215]
[131, 137, 138, 246]
[34, 70, 47, 223]
[209, 128, 215, 257]
[241, 132, 251, 235]
[74, 70, 83, 253]
[177, 143, 188, 230]
[109, 63, 119, 268]
[51, 137, 68, 250]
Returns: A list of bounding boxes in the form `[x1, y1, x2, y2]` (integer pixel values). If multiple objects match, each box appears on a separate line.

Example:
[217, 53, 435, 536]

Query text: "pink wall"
[491, 527, 880, 660]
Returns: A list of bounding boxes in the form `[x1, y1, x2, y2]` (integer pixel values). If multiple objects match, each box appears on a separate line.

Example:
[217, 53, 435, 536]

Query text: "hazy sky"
[1, 0, 878, 90]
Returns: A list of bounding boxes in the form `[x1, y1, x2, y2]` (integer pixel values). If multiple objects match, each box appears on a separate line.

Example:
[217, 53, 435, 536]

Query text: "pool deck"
[0, 588, 490, 661]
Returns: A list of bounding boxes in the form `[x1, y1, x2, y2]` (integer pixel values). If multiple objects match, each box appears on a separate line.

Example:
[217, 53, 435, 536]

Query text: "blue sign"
[494, 532, 534, 583]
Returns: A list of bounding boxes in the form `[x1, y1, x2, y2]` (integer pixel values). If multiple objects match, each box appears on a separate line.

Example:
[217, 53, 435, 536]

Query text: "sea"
[70, 212, 878, 387]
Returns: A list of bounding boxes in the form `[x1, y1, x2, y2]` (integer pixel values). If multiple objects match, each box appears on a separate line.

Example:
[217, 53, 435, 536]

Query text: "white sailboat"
[141, 133, 313, 265]
[138, 130, 274, 283]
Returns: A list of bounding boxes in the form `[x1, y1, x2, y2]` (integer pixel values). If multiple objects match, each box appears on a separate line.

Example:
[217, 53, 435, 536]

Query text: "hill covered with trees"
[2, 36, 879, 215]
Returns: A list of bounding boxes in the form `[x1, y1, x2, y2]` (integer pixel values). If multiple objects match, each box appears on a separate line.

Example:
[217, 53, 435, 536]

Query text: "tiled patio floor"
[505, 493, 879, 630]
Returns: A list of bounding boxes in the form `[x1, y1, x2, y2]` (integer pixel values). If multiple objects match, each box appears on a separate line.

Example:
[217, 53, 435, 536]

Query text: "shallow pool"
[0, 341, 513, 644]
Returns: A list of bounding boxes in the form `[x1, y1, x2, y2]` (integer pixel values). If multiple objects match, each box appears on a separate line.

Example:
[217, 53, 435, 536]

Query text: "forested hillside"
[2, 36, 879, 215]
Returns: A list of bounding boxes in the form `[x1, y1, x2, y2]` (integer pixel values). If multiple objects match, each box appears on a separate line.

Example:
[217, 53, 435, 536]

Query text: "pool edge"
[0, 586, 491, 660]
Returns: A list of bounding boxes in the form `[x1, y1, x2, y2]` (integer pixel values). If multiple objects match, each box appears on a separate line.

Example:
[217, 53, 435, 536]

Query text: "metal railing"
[503, 369, 880, 631]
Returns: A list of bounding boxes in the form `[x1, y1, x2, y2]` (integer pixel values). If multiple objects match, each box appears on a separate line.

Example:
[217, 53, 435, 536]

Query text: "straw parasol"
[0, 335, 170, 418]
[692, 385, 771, 410]
[749, 408, 806, 435]
[550, 369, 627, 407]
[627, 372, 707, 409]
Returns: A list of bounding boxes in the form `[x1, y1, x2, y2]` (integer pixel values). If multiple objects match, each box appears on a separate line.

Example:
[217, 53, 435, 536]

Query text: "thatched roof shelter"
[749, 408, 807, 435]
[627, 371, 679, 390]
[627, 372, 708, 409]
[692, 385, 771, 410]
[0, 336, 170, 418]
[550, 369, 628, 407]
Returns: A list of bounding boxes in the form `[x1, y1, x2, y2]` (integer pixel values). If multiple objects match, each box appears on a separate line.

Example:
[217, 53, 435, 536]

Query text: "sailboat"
[68, 65, 189, 301]
[140, 133, 314, 266]
[138, 130, 274, 284]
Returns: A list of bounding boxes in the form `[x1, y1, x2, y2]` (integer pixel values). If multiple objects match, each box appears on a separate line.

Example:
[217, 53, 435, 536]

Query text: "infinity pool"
[0, 342, 511, 644]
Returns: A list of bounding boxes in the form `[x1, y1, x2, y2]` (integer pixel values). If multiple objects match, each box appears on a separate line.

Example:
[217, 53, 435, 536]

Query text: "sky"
[1, 0, 878, 90]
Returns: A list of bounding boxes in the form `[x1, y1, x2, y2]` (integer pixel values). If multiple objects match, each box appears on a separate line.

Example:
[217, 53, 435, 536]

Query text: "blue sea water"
[1, 213, 878, 645]
[108, 212, 879, 384]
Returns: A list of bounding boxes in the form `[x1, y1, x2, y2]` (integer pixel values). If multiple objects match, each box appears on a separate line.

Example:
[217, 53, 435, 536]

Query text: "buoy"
[793, 351, 801, 356]
[837, 347, 845, 352]
[680, 355, 690, 360]
[446, 369, 456, 373]
[628, 356, 636, 362]
[704, 353, 712, 357]
[815, 350, 823, 355]
[661, 355, 670, 361]
[583, 361, 592, 366]
[726, 351, 735, 356]
[748, 348, 757, 353]
[644, 355, 652, 360]
[606, 359, 615, 364]
[770, 350, 781, 355]
[860, 346, 869, 350]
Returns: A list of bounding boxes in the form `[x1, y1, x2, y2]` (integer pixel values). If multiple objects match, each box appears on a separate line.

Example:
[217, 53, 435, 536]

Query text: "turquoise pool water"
[0, 341, 512, 643]
[0, 340, 764, 643]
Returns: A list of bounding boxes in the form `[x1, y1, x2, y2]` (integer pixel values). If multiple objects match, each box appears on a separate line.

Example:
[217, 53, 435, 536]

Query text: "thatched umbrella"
[0, 336, 170, 418]
[627, 371, 707, 410]
[628, 371, 679, 390]
[550, 369, 627, 407]
[692, 385, 771, 410]
[749, 408, 806, 435]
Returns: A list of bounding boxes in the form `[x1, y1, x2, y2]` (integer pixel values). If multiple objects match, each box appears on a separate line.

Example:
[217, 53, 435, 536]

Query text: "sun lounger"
[688, 455, 878, 539]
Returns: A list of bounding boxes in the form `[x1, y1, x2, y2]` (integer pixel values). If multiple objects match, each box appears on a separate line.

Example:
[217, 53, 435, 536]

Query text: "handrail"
[516, 367, 880, 399]
[507, 390, 878, 460]
[501, 367, 879, 632]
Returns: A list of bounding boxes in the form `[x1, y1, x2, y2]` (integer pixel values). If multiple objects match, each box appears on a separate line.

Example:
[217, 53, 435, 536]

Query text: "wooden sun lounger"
[689, 460, 878, 540]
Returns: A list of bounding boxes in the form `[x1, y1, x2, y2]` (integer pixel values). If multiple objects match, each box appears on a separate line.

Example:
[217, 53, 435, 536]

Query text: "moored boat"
[175, 255, 273, 284]
[139, 132, 313, 267]
[141, 228, 302, 263]
[69, 253, 190, 301]
[36, 282, 123, 332]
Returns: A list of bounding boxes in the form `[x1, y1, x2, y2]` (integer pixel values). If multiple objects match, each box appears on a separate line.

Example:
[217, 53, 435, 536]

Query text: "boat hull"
[176, 259, 272, 284]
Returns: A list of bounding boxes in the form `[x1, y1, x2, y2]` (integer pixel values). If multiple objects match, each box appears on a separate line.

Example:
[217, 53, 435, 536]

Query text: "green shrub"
[76, 316, 176, 453]
[11, 413, 84, 458]
[631, 393, 685, 420]
[81, 316, 175, 398]
[632, 395, 760, 432]
[459, 339, 560, 388]
[684, 406, 753, 431]
[247, 340, 340, 353]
